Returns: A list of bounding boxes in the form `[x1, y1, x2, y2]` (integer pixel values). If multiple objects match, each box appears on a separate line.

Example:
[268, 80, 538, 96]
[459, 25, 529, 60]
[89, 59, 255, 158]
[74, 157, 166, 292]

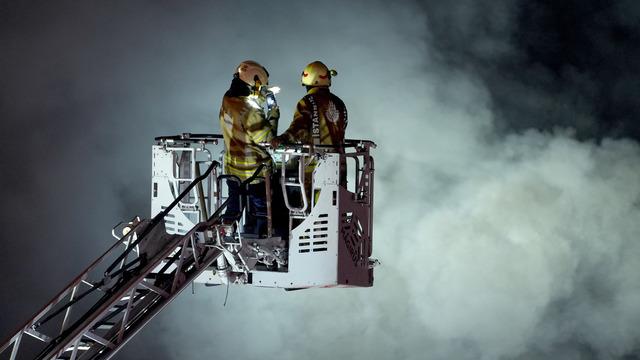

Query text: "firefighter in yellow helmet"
[219, 60, 279, 235]
[272, 61, 347, 148]
[271, 61, 347, 212]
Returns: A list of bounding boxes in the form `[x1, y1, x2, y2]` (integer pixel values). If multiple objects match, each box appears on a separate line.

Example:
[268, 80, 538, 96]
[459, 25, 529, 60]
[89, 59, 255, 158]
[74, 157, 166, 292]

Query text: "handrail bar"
[155, 133, 376, 150]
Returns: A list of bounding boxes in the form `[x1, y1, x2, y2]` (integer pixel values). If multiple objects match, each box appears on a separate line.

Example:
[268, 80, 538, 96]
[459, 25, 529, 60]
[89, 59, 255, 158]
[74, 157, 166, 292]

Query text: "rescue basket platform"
[0, 133, 377, 360]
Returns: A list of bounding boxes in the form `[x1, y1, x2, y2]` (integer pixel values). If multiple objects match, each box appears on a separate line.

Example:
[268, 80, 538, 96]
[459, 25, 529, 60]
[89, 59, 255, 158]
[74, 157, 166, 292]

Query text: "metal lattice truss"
[0, 161, 228, 360]
[0, 218, 222, 360]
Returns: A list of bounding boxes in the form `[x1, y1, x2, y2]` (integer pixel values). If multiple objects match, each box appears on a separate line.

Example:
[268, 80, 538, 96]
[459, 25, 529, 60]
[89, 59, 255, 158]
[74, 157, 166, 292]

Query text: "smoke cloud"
[1, 1, 640, 359]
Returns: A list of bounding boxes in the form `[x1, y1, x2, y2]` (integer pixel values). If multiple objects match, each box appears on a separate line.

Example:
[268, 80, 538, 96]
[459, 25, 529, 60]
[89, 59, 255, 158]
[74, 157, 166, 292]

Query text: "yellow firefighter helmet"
[236, 60, 269, 87]
[301, 61, 337, 87]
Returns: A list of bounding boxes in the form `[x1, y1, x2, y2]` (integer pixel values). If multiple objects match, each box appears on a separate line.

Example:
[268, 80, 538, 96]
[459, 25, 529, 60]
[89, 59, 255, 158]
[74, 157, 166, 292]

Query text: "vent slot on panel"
[298, 214, 329, 253]
[162, 206, 176, 233]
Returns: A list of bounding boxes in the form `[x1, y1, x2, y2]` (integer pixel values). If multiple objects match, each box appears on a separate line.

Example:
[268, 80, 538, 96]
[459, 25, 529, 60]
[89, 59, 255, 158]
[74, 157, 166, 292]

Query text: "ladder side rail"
[85, 247, 224, 360]
[0, 222, 146, 357]
[1, 159, 218, 358]
[37, 230, 183, 360]
[33, 221, 151, 331]
[39, 165, 266, 360]
[70, 228, 223, 359]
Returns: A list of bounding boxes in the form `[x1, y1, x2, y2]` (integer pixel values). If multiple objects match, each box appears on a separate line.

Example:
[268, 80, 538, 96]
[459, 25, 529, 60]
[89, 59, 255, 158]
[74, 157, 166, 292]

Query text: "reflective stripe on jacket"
[219, 94, 274, 181]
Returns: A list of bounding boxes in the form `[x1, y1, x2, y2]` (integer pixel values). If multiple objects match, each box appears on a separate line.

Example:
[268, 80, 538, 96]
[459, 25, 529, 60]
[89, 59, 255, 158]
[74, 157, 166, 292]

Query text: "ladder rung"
[83, 331, 115, 349]
[138, 281, 170, 298]
[24, 328, 51, 342]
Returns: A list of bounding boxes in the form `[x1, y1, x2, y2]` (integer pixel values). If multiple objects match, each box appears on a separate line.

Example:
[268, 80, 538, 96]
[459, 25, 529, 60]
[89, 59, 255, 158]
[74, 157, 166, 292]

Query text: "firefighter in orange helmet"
[219, 60, 279, 235]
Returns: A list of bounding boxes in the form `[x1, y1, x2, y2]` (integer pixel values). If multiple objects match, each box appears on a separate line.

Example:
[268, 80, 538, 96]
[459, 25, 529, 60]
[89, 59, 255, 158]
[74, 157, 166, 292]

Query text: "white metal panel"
[251, 156, 342, 288]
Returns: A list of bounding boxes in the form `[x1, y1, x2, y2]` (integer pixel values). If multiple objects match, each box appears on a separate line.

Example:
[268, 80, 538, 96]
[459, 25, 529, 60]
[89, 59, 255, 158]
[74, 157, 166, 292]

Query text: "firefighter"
[219, 60, 279, 235]
[271, 61, 348, 210]
[271, 61, 347, 148]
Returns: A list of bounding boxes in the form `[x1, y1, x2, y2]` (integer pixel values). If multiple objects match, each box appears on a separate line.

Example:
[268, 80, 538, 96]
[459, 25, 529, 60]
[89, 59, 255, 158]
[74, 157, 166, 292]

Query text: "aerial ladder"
[0, 133, 376, 360]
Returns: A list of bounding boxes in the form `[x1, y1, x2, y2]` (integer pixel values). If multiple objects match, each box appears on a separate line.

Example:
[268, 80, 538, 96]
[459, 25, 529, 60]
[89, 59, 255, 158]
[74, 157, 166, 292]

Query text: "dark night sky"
[1, 1, 640, 359]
